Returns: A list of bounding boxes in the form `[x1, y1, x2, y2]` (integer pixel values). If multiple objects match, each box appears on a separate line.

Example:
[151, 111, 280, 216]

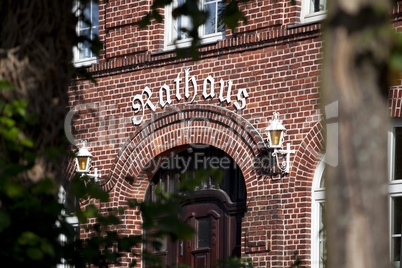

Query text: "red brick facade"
[66, 1, 402, 267]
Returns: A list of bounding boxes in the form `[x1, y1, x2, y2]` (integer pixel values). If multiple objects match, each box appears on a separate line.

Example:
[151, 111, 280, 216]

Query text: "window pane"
[197, 217, 211, 248]
[394, 197, 402, 235]
[92, 30, 98, 42]
[175, 0, 192, 40]
[393, 237, 401, 262]
[176, 15, 192, 40]
[319, 203, 326, 235]
[320, 175, 326, 188]
[319, 238, 326, 268]
[77, 0, 98, 60]
[83, 2, 91, 22]
[79, 19, 88, 30]
[310, 0, 326, 13]
[92, 2, 99, 28]
[79, 32, 91, 59]
[393, 197, 402, 265]
[395, 127, 402, 180]
[79, 28, 90, 39]
[319, 202, 326, 267]
[217, 2, 225, 33]
[204, 2, 216, 35]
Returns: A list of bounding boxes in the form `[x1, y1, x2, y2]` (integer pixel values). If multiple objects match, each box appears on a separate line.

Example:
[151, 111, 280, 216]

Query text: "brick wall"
[66, 1, 402, 267]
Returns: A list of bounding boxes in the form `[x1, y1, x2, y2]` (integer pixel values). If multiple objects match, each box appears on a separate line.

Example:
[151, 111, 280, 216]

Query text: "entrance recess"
[145, 146, 247, 267]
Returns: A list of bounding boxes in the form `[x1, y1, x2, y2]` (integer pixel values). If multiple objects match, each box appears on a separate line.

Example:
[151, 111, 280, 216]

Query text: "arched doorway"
[145, 146, 247, 267]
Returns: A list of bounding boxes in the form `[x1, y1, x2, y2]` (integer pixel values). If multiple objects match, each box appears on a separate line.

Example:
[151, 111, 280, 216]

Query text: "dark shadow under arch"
[145, 146, 247, 267]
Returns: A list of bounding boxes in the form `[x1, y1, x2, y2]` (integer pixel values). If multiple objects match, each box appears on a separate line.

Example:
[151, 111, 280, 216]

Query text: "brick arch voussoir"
[110, 125, 256, 203]
[102, 104, 263, 198]
[290, 120, 324, 182]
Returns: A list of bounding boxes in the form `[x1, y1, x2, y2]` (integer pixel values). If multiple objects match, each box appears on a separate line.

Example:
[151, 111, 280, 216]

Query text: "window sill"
[290, 12, 326, 28]
[73, 57, 98, 68]
[388, 180, 402, 195]
[164, 33, 224, 52]
[288, 20, 324, 29]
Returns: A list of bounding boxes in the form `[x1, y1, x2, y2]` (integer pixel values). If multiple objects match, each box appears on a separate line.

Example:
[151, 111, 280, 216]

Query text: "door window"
[197, 217, 211, 248]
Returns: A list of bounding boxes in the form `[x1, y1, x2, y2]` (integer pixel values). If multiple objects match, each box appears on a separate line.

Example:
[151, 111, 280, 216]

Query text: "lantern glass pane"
[270, 130, 283, 146]
[78, 156, 88, 171]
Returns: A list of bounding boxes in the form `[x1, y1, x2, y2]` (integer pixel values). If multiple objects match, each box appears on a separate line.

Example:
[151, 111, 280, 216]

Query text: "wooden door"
[146, 147, 246, 267]
[179, 201, 224, 268]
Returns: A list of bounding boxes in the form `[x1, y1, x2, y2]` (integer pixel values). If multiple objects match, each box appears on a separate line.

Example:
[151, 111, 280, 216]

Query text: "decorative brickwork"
[102, 104, 264, 193]
[65, 1, 402, 267]
[390, 87, 402, 117]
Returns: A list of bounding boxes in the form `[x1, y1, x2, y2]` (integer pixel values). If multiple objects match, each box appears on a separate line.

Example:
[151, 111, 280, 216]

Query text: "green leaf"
[40, 240, 55, 257]
[18, 232, 40, 246]
[32, 178, 57, 195]
[4, 103, 13, 117]
[86, 179, 110, 202]
[91, 35, 103, 56]
[26, 247, 44, 260]
[4, 180, 25, 198]
[223, 1, 247, 31]
[0, 210, 11, 231]
[85, 204, 99, 218]
[98, 214, 121, 226]
[136, 13, 151, 28]
[76, 204, 99, 223]
[0, 79, 14, 90]
[0, 117, 16, 128]
[390, 53, 402, 71]
[13, 99, 28, 117]
[152, 10, 163, 23]
[20, 138, 34, 148]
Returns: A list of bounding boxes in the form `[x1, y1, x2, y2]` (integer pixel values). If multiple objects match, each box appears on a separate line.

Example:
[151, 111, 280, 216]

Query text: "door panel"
[194, 251, 208, 268]
[181, 202, 223, 268]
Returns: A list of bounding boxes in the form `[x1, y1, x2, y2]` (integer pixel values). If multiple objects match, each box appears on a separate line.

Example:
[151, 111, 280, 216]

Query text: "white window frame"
[73, 0, 99, 67]
[164, 0, 225, 51]
[389, 120, 402, 268]
[311, 158, 326, 268]
[57, 186, 79, 268]
[301, 0, 327, 24]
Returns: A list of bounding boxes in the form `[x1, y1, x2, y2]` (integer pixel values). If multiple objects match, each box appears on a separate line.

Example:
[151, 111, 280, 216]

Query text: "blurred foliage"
[0, 85, 244, 266]
[0, 0, 258, 267]
[0, 84, 36, 177]
[0, 81, 72, 266]
[290, 251, 304, 268]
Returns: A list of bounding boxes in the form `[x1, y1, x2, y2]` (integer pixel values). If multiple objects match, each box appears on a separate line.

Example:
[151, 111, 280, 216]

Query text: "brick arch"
[101, 104, 265, 201]
[290, 119, 324, 181]
[280, 119, 324, 267]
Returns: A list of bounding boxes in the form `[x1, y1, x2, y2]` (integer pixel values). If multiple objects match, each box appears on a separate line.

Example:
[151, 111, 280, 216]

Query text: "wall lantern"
[75, 140, 100, 181]
[265, 112, 295, 174]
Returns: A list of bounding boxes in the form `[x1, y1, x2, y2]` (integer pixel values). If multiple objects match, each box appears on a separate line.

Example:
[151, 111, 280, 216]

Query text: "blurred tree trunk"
[0, 0, 75, 181]
[322, 0, 392, 267]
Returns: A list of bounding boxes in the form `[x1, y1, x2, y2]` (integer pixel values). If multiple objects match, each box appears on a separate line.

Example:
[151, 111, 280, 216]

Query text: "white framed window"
[165, 0, 225, 50]
[57, 186, 79, 268]
[389, 121, 402, 268]
[73, 0, 99, 67]
[301, 0, 327, 24]
[312, 159, 326, 268]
